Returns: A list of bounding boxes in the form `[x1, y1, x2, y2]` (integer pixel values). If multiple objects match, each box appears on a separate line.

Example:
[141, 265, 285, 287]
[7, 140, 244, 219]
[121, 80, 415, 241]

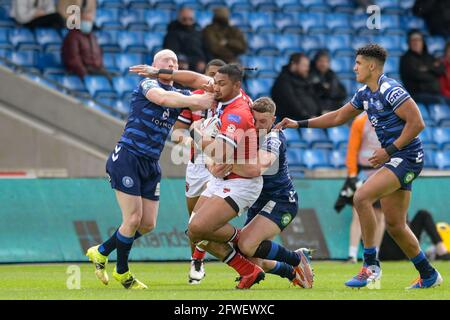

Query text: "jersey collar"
[216, 92, 242, 114]
[377, 73, 386, 86]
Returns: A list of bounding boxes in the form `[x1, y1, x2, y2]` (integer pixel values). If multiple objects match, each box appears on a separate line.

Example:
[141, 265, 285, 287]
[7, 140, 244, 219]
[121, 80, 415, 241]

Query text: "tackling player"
[276, 44, 443, 289]
[85, 49, 214, 289]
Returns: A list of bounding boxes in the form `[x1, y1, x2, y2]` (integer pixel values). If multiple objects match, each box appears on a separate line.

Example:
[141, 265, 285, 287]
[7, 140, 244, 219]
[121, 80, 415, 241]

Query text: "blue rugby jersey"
[259, 130, 297, 203]
[350, 74, 422, 154]
[119, 78, 191, 160]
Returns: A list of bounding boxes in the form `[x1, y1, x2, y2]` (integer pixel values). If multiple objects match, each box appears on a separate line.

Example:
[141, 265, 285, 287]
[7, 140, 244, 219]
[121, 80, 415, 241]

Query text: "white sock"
[349, 246, 358, 259]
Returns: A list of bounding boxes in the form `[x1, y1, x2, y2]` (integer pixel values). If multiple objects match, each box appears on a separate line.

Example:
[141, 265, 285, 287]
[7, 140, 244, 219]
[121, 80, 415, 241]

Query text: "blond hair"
[252, 97, 276, 115]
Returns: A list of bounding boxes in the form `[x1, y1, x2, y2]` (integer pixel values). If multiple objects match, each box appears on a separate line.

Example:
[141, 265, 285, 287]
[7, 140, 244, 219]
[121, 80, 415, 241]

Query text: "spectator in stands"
[413, 0, 450, 37]
[58, 0, 96, 24]
[62, 10, 113, 81]
[379, 210, 450, 261]
[163, 7, 207, 73]
[440, 41, 450, 100]
[310, 50, 347, 113]
[11, 0, 64, 29]
[202, 7, 247, 64]
[271, 53, 321, 120]
[400, 29, 445, 104]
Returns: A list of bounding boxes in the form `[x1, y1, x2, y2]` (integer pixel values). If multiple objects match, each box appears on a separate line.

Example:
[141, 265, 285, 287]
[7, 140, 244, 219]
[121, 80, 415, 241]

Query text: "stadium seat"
[325, 34, 353, 56]
[35, 28, 62, 52]
[325, 13, 352, 35]
[84, 75, 116, 98]
[10, 50, 39, 70]
[399, 0, 414, 11]
[95, 8, 122, 29]
[419, 127, 438, 150]
[103, 53, 120, 74]
[115, 99, 131, 114]
[144, 32, 165, 54]
[329, 149, 346, 169]
[417, 103, 435, 127]
[429, 104, 450, 127]
[37, 52, 65, 75]
[283, 129, 308, 148]
[298, 12, 327, 34]
[300, 0, 330, 12]
[375, 0, 402, 15]
[301, 35, 323, 53]
[243, 55, 275, 77]
[433, 127, 450, 150]
[97, 0, 124, 8]
[331, 56, 352, 75]
[273, 56, 288, 73]
[145, 9, 172, 32]
[286, 148, 306, 170]
[0, 28, 12, 50]
[120, 9, 148, 31]
[172, 0, 203, 10]
[274, 12, 302, 33]
[112, 76, 139, 98]
[224, 0, 253, 12]
[401, 16, 426, 32]
[60, 75, 89, 94]
[199, 0, 227, 10]
[372, 35, 403, 56]
[0, 7, 15, 27]
[383, 56, 400, 76]
[117, 31, 147, 53]
[248, 12, 276, 33]
[351, 35, 372, 51]
[427, 37, 446, 56]
[276, 0, 304, 12]
[303, 149, 332, 169]
[379, 14, 403, 35]
[9, 28, 40, 50]
[351, 13, 368, 31]
[300, 128, 333, 148]
[327, 126, 349, 149]
[423, 149, 437, 169]
[274, 34, 300, 56]
[230, 12, 251, 33]
[326, 0, 355, 13]
[245, 78, 274, 99]
[149, 0, 177, 10]
[247, 33, 277, 55]
[195, 10, 213, 28]
[96, 30, 121, 52]
[249, 0, 278, 11]
[435, 151, 450, 170]
[115, 53, 144, 74]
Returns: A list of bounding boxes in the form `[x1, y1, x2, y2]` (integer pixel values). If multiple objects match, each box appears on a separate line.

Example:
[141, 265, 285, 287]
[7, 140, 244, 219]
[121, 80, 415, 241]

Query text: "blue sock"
[268, 261, 296, 281]
[116, 231, 135, 274]
[253, 240, 300, 266]
[363, 247, 379, 267]
[411, 251, 435, 279]
[99, 230, 142, 256]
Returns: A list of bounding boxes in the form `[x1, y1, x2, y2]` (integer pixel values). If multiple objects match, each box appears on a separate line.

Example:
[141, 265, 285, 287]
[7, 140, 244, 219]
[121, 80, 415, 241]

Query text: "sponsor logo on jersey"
[281, 213, 292, 227]
[374, 100, 384, 112]
[226, 124, 236, 133]
[162, 109, 170, 120]
[404, 172, 415, 184]
[386, 157, 403, 168]
[122, 176, 134, 188]
[363, 101, 369, 111]
[387, 87, 405, 105]
[369, 115, 378, 127]
[227, 114, 241, 124]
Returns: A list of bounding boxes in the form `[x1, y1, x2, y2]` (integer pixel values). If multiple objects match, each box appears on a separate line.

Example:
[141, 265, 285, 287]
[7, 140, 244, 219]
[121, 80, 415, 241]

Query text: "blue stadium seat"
[326, 0, 355, 13]
[383, 56, 400, 76]
[351, 13, 367, 31]
[112, 76, 139, 98]
[199, 0, 227, 10]
[97, 0, 125, 8]
[331, 56, 352, 75]
[224, 0, 253, 11]
[10, 50, 38, 70]
[379, 14, 402, 35]
[60, 75, 89, 94]
[196, 10, 213, 28]
[300, 128, 332, 148]
[423, 149, 437, 169]
[274, 12, 302, 33]
[298, 12, 327, 34]
[103, 53, 120, 73]
[273, 56, 288, 73]
[435, 151, 450, 170]
[399, 0, 414, 11]
[115, 99, 131, 114]
[300, 0, 330, 12]
[329, 149, 346, 169]
[401, 16, 426, 32]
[373, 35, 403, 56]
[117, 31, 147, 53]
[303, 149, 332, 169]
[37, 52, 65, 75]
[427, 37, 446, 56]
[84, 75, 116, 99]
[375, 0, 402, 14]
[248, 12, 276, 33]
[327, 126, 349, 149]
[35, 28, 62, 52]
[247, 34, 277, 55]
[417, 103, 436, 127]
[96, 30, 121, 52]
[125, 0, 153, 8]
[115, 53, 144, 74]
[245, 78, 274, 99]
[172, 0, 203, 10]
[145, 9, 173, 32]
[351, 35, 372, 51]
[276, 0, 304, 12]
[419, 127, 438, 150]
[433, 127, 450, 150]
[0, 7, 15, 27]
[325, 34, 353, 56]
[96, 8, 122, 29]
[325, 13, 352, 34]
[249, 0, 278, 11]
[242, 55, 274, 75]
[230, 12, 251, 33]
[274, 34, 300, 56]
[0, 28, 12, 50]
[120, 9, 148, 31]
[287, 148, 306, 171]
[301, 35, 323, 53]
[429, 104, 450, 127]
[9, 28, 39, 50]
[282, 129, 308, 148]
[0, 48, 11, 60]
[144, 32, 165, 54]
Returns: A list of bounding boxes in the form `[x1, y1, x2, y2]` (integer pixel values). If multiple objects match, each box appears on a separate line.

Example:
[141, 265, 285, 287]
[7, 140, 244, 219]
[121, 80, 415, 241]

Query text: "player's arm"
[232, 149, 276, 177]
[171, 119, 192, 147]
[391, 98, 425, 149]
[275, 103, 362, 130]
[146, 87, 213, 111]
[129, 65, 212, 90]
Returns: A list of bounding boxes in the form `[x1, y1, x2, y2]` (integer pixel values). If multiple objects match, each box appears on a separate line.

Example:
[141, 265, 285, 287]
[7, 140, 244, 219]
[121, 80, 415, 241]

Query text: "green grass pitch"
[0, 261, 448, 300]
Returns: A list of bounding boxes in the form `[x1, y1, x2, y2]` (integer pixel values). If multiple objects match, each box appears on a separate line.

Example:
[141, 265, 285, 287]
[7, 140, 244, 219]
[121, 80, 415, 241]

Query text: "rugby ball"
[201, 117, 221, 138]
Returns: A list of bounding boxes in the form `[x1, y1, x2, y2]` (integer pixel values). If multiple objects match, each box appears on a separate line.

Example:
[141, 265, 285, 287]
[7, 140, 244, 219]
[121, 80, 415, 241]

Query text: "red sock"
[225, 250, 256, 276]
[192, 247, 206, 261]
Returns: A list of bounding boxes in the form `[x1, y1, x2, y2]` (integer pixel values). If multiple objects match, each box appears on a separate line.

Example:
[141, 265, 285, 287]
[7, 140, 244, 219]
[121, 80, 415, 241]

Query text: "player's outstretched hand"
[129, 65, 159, 78]
[191, 92, 216, 110]
[368, 148, 390, 168]
[274, 117, 299, 130]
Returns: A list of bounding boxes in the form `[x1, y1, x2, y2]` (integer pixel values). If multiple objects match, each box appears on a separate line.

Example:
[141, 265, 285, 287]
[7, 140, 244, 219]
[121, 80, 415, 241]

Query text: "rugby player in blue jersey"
[85, 49, 214, 289]
[276, 44, 443, 289]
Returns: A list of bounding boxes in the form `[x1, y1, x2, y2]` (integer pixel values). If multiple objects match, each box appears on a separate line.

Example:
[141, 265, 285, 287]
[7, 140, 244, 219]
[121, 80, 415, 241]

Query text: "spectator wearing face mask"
[10, 0, 64, 29]
[202, 7, 247, 63]
[62, 11, 113, 80]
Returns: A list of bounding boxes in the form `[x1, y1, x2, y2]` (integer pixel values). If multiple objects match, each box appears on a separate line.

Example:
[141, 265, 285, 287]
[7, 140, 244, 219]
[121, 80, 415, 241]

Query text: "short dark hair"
[217, 63, 244, 82]
[356, 44, 387, 64]
[206, 59, 226, 70]
[289, 52, 308, 65]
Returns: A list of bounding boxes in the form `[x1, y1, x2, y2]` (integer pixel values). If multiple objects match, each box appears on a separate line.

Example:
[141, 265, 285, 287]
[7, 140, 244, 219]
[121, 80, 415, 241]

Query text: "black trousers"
[24, 13, 65, 29]
[379, 210, 443, 261]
